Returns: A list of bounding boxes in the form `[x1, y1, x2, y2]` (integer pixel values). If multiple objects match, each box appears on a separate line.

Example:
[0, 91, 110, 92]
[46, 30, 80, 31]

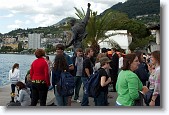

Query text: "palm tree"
[74, 7, 130, 54]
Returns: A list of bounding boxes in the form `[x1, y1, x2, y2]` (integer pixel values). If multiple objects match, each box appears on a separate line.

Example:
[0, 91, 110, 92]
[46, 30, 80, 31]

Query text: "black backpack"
[57, 71, 75, 96]
[88, 70, 100, 98]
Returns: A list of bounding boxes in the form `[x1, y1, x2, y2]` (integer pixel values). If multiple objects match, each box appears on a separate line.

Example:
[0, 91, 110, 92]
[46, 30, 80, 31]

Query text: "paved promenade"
[0, 84, 117, 107]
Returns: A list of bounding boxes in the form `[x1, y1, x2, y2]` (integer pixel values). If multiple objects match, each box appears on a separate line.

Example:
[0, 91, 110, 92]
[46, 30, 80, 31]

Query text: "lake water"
[0, 54, 55, 87]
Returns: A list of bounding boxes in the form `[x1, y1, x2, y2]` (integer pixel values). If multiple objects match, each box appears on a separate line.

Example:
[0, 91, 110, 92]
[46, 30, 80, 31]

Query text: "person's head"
[99, 57, 111, 69]
[111, 48, 116, 53]
[85, 48, 94, 58]
[95, 53, 107, 63]
[101, 48, 107, 54]
[12, 63, 19, 73]
[45, 55, 49, 60]
[135, 51, 143, 63]
[118, 52, 122, 57]
[53, 54, 68, 71]
[69, 18, 76, 26]
[76, 48, 83, 57]
[122, 53, 140, 71]
[151, 50, 160, 65]
[56, 44, 65, 55]
[34, 49, 45, 58]
[16, 81, 26, 90]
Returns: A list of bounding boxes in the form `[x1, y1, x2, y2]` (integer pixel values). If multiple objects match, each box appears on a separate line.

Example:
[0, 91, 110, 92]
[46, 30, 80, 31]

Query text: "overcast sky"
[0, 0, 126, 34]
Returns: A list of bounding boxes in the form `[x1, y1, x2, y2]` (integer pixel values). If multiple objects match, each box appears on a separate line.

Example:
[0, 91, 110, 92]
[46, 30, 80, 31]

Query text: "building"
[147, 24, 160, 53]
[99, 30, 132, 50]
[28, 33, 41, 49]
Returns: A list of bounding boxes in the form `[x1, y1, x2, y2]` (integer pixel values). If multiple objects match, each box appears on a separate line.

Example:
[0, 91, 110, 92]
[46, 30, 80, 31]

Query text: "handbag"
[134, 91, 144, 106]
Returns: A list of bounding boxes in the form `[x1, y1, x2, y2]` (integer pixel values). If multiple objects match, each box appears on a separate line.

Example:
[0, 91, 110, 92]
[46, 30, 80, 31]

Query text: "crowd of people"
[8, 44, 160, 106]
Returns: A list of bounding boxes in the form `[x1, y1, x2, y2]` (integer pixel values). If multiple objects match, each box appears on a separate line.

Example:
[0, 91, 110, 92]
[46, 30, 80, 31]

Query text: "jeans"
[31, 83, 48, 106]
[81, 77, 89, 106]
[55, 85, 68, 106]
[11, 84, 16, 102]
[95, 92, 107, 106]
[11, 84, 16, 93]
[74, 76, 82, 100]
[155, 94, 160, 106]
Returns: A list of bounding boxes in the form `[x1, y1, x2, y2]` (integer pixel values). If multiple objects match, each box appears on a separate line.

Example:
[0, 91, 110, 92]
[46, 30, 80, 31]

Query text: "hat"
[99, 57, 111, 65]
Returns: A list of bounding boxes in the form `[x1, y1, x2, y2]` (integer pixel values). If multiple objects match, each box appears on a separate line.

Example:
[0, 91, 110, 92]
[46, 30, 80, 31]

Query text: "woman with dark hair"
[134, 51, 149, 86]
[15, 81, 31, 106]
[116, 53, 148, 106]
[145, 50, 160, 106]
[9, 63, 20, 102]
[52, 54, 69, 106]
[30, 49, 50, 106]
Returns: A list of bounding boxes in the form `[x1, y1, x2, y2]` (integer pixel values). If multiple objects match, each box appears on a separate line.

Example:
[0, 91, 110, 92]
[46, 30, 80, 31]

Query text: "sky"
[0, 0, 127, 34]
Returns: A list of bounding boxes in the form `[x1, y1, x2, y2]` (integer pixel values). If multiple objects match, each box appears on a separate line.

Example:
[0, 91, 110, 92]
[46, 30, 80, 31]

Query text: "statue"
[65, 3, 91, 51]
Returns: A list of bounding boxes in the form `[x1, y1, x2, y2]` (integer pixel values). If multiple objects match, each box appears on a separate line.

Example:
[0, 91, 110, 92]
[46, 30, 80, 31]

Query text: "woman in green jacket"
[116, 53, 148, 106]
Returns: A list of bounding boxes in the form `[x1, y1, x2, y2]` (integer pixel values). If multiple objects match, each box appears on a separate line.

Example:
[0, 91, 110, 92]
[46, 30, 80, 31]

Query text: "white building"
[28, 33, 41, 49]
[99, 30, 132, 50]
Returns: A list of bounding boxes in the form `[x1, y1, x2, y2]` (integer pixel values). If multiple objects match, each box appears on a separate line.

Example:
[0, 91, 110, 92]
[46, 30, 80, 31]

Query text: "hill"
[107, 0, 160, 18]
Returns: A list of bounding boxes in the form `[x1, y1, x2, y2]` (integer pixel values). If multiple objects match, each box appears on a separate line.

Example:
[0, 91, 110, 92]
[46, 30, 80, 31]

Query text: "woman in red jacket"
[30, 49, 50, 106]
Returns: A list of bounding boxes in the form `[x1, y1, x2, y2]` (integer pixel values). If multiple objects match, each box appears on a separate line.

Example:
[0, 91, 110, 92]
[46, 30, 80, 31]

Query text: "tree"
[74, 7, 129, 54]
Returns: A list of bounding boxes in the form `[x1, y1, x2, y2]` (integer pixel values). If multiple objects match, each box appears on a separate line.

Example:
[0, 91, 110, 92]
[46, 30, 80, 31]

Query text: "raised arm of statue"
[81, 3, 90, 27]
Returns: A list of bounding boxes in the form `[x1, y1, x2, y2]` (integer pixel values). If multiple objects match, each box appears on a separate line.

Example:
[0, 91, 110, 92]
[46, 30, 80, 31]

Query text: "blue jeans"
[74, 76, 82, 100]
[55, 85, 68, 106]
[81, 77, 89, 106]
[95, 92, 107, 106]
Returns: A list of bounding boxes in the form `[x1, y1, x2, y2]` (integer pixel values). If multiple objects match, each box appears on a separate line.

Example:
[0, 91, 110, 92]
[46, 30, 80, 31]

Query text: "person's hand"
[149, 100, 155, 106]
[107, 77, 111, 83]
[88, 3, 91, 7]
[142, 86, 149, 94]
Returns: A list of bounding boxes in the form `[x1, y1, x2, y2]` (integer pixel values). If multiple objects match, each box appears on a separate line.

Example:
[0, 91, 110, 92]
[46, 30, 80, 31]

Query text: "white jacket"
[9, 68, 20, 84]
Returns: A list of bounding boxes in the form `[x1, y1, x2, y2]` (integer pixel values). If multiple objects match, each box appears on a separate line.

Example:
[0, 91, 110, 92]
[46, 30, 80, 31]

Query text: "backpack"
[57, 71, 75, 96]
[88, 70, 100, 98]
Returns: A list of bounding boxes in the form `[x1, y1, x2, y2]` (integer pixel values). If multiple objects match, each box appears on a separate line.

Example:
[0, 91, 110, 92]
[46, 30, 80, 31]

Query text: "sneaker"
[76, 99, 81, 103]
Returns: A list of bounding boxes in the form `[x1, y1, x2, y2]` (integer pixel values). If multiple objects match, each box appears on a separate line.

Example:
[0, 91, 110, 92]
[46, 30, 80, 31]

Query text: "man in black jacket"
[109, 48, 119, 92]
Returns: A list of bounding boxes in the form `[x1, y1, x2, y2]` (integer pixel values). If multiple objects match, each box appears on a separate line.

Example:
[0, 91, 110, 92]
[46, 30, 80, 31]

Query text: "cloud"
[7, 20, 23, 30]
[0, 14, 14, 18]
[0, 0, 126, 34]
[30, 14, 57, 27]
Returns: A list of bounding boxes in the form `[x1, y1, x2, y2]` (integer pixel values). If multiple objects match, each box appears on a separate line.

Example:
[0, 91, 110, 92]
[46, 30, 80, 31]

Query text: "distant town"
[0, 30, 73, 54]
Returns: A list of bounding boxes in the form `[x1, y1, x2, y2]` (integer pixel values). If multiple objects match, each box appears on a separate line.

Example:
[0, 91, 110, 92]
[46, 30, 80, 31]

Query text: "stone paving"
[0, 84, 117, 107]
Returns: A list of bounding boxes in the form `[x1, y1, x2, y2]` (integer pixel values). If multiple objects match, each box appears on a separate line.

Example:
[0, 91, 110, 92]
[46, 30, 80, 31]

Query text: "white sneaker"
[76, 99, 81, 103]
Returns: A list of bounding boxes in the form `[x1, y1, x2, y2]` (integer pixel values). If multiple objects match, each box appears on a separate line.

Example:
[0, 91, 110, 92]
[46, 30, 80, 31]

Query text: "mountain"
[105, 0, 160, 18]
[52, 17, 76, 27]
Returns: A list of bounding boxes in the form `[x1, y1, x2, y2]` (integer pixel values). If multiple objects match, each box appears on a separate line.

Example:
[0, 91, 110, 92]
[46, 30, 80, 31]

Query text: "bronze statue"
[66, 3, 91, 51]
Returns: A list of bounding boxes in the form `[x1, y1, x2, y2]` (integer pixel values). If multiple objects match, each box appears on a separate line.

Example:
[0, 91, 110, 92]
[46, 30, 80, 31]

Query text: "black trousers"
[11, 84, 16, 102]
[31, 83, 48, 106]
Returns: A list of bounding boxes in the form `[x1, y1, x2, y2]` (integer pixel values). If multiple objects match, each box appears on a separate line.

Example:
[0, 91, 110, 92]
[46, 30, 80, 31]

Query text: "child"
[15, 81, 31, 106]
